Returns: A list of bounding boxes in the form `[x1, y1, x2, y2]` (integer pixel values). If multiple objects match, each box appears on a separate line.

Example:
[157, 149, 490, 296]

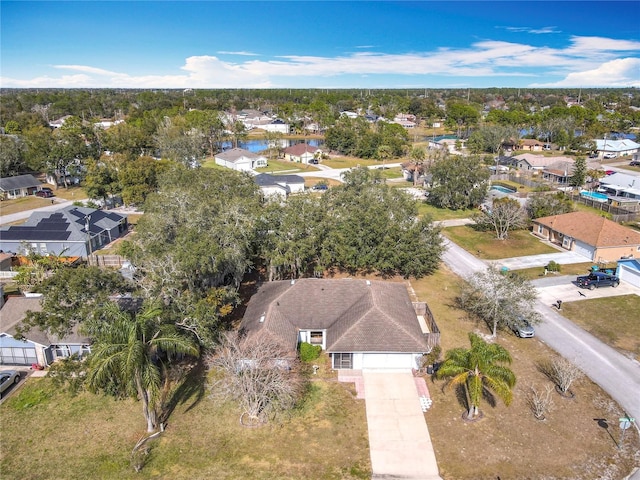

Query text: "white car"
[603, 153, 616, 159]
[0, 370, 21, 398]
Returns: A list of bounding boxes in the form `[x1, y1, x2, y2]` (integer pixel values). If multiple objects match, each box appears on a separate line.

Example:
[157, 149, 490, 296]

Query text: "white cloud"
[1, 35, 638, 88]
[531, 58, 640, 87]
[503, 26, 560, 34]
[216, 51, 259, 56]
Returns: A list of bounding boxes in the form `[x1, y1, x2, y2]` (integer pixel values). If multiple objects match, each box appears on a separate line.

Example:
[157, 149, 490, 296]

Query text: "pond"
[222, 138, 325, 154]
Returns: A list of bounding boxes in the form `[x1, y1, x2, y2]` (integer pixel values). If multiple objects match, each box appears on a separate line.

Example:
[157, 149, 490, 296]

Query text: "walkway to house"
[339, 370, 442, 480]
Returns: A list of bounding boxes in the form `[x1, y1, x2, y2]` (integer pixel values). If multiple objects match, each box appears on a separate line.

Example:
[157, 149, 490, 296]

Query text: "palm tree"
[86, 302, 199, 432]
[436, 332, 516, 419]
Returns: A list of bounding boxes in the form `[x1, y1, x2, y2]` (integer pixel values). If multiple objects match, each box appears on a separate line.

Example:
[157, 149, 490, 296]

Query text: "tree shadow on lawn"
[161, 359, 208, 424]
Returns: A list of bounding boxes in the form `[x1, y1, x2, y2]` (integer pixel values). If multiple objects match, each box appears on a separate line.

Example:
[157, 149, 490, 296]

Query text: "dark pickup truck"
[576, 272, 620, 290]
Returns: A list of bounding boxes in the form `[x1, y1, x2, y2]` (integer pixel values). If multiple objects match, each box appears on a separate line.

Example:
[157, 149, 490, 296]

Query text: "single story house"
[0, 206, 128, 258]
[595, 139, 640, 158]
[599, 172, 640, 200]
[240, 278, 440, 370]
[283, 143, 321, 164]
[617, 259, 640, 288]
[254, 173, 305, 199]
[0, 295, 91, 367]
[519, 139, 546, 151]
[0, 174, 45, 199]
[260, 119, 290, 134]
[532, 211, 640, 262]
[214, 148, 267, 172]
[512, 154, 574, 172]
[542, 160, 575, 184]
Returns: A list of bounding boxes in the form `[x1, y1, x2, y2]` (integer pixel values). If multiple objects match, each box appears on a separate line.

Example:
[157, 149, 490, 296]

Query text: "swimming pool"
[580, 190, 608, 203]
[490, 185, 516, 194]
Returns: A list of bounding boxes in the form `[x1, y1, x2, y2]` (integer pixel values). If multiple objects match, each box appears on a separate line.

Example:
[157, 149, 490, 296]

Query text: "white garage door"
[619, 265, 640, 288]
[573, 240, 594, 260]
[361, 353, 416, 370]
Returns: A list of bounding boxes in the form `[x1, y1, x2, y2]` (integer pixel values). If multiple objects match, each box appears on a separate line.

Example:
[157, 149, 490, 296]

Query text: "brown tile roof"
[283, 143, 319, 156]
[240, 279, 430, 354]
[533, 211, 640, 248]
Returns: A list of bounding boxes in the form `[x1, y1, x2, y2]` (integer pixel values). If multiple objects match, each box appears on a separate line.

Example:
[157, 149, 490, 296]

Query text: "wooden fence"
[413, 301, 441, 350]
[87, 254, 127, 268]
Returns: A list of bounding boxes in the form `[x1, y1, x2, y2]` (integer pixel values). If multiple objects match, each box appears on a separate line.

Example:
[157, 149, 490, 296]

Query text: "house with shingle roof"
[595, 139, 639, 158]
[0, 295, 91, 367]
[0, 206, 128, 258]
[214, 148, 267, 172]
[283, 143, 321, 164]
[512, 154, 574, 172]
[0, 174, 45, 199]
[532, 211, 640, 262]
[254, 173, 305, 199]
[519, 139, 546, 151]
[240, 278, 440, 370]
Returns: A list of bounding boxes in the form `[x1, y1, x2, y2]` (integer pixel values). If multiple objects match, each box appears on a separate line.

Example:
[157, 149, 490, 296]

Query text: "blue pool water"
[580, 190, 608, 202]
[490, 185, 516, 194]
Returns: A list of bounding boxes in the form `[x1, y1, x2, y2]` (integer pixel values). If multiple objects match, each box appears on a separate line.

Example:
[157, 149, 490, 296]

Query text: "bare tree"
[550, 358, 584, 396]
[472, 197, 527, 240]
[207, 331, 303, 426]
[526, 384, 554, 420]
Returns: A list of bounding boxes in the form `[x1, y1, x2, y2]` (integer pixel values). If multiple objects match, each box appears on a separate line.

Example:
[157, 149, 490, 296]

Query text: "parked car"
[630, 160, 640, 166]
[35, 188, 53, 198]
[311, 184, 328, 191]
[511, 317, 535, 338]
[0, 370, 21, 398]
[576, 272, 620, 290]
[603, 153, 617, 159]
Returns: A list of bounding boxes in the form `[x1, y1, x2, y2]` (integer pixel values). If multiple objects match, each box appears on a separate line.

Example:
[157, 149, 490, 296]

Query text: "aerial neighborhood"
[1, 86, 640, 479]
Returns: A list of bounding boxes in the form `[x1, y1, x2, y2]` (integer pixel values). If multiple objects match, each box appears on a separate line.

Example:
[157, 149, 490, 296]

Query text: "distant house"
[595, 139, 640, 158]
[261, 119, 290, 134]
[519, 139, 546, 151]
[214, 148, 267, 172]
[0, 206, 128, 258]
[512, 154, 574, 172]
[532, 211, 640, 262]
[391, 113, 416, 128]
[599, 172, 640, 200]
[240, 278, 440, 370]
[48, 115, 73, 129]
[283, 143, 321, 164]
[0, 174, 45, 199]
[0, 295, 91, 367]
[254, 173, 305, 199]
[542, 160, 575, 184]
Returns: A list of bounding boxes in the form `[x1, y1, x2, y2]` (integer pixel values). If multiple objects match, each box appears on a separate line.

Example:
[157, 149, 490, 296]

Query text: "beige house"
[283, 143, 321, 164]
[532, 211, 640, 262]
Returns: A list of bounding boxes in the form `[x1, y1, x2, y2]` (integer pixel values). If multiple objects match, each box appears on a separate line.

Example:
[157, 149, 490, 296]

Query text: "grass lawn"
[410, 268, 640, 479]
[443, 225, 558, 259]
[256, 159, 320, 174]
[560, 295, 640, 361]
[1, 196, 54, 216]
[512, 262, 616, 280]
[320, 156, 379, 169]
[0, 361, 370, 480]
[417, 203, 476, 221]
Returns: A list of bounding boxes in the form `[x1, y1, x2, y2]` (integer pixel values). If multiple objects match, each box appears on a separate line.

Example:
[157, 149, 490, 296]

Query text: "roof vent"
[291, 279, 295, 285]
[259, 313, 266, 323]
[366, 280, 371, 286]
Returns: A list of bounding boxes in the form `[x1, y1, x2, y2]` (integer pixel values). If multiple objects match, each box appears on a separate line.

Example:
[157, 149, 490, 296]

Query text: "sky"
[1, 1, 639, 89]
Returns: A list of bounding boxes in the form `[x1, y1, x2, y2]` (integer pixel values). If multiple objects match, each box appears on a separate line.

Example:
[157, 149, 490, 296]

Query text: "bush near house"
[299, 342, 322, 362]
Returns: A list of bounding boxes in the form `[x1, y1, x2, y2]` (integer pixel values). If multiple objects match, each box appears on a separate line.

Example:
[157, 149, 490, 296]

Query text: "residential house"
[617, 258, 640, 289]
[48, 115, 73, 129]
[542, 160, 575, 184]
[512, 154, 574, 173]
[260, 119, 290, 134]
[214, 148, 267, 172]
[0, 206, 128, 258]
[0, 295, 91, 367]
[595, 139, 640, 158]
[391, 113, 416, 128]
[283, 143, 321, 164]
[240, 278, 440, 370]
[254, 173, 305, 199]
[532, 211, 640, 262]
[0, 174, 45, 199]
[599, 172, 640, 200]
[519, 139, 546, 151]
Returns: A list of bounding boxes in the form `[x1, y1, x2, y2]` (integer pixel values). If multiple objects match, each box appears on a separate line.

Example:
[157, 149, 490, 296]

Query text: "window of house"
[309, 331, 323, 345]
[332, 353, 353, 369]
[537, 225, 543, 234]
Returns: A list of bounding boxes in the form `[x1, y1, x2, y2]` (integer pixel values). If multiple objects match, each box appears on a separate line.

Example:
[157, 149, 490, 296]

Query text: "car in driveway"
[0, 370, 21, 398]
[511, 317, 535, 338]
[35, 188, 54, 198]
[630, 160, 640, 167]
[577, 272, 620, 290]
[603, 153, 617, 159]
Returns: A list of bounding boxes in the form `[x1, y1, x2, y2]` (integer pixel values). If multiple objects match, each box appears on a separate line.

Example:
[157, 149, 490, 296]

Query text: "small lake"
[222, 138, 325, 154]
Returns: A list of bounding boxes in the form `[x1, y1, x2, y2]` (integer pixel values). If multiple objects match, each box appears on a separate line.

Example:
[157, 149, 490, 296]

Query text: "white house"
[214, 148, 267, 172]
[254, 173, 305, 199]
[595, 139, 640, 158]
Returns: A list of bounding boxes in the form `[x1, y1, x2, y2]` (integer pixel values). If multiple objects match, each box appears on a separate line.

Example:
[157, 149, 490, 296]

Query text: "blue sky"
[1, 1, 639, 89]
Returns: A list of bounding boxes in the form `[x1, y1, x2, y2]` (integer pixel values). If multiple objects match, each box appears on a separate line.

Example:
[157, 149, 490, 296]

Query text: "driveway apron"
[363, 370, 442, 480]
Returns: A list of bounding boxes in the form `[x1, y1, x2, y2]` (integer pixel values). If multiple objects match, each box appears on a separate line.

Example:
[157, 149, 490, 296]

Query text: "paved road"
[440, 239, 640, 430]
[297, 162, 404, 182]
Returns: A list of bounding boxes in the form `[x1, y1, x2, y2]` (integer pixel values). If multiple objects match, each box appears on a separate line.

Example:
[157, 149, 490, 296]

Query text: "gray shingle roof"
[215, 148, 265, 163]
[254, 173, 305, 187]
[241, 279, 430, 353]
[0, 174, 42, 192]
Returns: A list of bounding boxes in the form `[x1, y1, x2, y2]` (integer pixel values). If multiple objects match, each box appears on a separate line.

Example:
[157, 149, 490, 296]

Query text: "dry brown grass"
[411, 266, 640, 479]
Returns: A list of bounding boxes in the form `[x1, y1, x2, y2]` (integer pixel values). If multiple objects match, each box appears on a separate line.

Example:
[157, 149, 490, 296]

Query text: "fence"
[87, 254, 127, 268]
[572, 195, 640, 222]
[413, 301, 441, 350]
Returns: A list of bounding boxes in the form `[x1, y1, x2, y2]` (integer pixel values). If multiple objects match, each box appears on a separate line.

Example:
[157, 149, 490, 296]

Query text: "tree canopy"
[428, 155, 489, 210]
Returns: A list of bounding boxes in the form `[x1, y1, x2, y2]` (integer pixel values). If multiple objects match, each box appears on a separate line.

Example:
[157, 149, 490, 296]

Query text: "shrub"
[547, 261, 561, 273]
[299, 342, 322, 362]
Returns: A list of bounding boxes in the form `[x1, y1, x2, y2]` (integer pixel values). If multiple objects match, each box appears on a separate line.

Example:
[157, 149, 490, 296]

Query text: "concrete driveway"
[533, 275, 640, 306]
[363, 370, 442, 480]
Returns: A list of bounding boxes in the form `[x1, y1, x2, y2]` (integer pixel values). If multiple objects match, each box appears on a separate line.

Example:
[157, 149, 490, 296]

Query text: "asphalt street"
[441, 238, 640, 436]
